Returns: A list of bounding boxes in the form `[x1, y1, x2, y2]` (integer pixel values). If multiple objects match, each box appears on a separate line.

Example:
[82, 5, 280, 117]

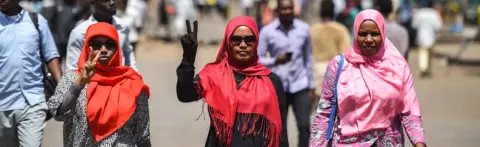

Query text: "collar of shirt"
[87, 15, 122, 29]
[272, 18, 299, 32]
[0, 9, 26, 23]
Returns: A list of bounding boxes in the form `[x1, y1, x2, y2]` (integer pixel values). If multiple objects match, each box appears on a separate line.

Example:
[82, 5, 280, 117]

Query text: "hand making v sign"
[180, 20, 198, 64]
[76, 47, 101, 87]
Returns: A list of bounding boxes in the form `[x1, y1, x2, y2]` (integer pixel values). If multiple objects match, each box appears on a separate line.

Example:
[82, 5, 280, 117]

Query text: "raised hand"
[180, 20, 198, 64]
[76, 47, 100, 86]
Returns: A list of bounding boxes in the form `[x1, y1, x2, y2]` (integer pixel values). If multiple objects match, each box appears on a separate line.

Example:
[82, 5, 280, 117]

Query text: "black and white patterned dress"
[47, 71, 150, 147]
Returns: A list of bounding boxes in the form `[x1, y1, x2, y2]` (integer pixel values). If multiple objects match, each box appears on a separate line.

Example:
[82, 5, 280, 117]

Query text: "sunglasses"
[89, 40, 117, 50]
[229, 35, 256, 45]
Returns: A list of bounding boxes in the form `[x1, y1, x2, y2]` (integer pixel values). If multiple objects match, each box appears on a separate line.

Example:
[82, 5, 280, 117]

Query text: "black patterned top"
[47, 71, 151, 147]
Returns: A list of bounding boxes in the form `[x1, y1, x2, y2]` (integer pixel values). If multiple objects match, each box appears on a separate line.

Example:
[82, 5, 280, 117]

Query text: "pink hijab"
[338, 9, 421, 136]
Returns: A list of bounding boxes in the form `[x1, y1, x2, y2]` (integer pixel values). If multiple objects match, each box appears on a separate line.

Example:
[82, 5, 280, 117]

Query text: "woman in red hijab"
[47, 22, 151, 147]
[176, 16, 288, 147]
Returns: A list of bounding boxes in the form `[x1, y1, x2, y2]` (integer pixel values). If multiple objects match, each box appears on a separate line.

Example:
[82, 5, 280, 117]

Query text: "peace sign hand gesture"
[180, 20, 198, 64]
[76, 47, 100, 87]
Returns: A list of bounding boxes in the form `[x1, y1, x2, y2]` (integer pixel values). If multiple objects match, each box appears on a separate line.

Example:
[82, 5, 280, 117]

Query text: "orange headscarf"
[75, 22, 150, 142]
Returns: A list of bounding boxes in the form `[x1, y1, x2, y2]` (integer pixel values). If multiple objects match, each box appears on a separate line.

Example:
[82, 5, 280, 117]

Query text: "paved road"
[42, 39, 480, 147]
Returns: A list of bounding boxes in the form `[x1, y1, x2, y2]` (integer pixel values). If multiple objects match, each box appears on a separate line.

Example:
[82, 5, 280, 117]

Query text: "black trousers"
[285, 89, 311, 147]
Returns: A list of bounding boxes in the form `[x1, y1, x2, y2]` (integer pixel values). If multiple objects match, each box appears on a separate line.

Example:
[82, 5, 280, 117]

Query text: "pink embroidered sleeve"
[310, 56, 340, 147]
[402, 114, 426, 145]
[400, 64, 426, 145]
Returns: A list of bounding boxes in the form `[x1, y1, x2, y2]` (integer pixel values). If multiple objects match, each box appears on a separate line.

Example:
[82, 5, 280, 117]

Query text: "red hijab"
[75, 22, 150, 142]
[198, 16, 281, 147]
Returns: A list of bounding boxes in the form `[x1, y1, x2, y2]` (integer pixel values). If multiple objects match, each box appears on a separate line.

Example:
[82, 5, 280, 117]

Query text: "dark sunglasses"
[229, 35, 257, 45]
[89, 40, 117, 50]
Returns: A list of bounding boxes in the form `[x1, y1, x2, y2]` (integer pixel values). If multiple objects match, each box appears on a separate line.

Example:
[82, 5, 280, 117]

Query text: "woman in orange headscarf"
[47, 22, 151, 147]
[176, 16, 288, 147]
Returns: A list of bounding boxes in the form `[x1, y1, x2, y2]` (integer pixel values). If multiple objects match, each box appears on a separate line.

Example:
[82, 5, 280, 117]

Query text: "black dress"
[176, 58, 289, 147]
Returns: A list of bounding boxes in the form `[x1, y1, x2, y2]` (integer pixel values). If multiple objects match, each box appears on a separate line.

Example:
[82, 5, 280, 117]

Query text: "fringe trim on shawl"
[208, 107, 281, 147]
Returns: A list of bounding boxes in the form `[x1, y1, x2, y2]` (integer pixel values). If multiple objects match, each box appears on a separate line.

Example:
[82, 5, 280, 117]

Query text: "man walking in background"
[412, 0, 442, 77]
[258, 0, 314, 146]
[309, 0, 351, 112]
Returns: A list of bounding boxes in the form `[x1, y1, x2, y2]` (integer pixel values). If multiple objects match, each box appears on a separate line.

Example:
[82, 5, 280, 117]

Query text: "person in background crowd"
[158, 0, 172, 41]
[174, 0, 197, 39]
[125, 0, 147, 33]
[48, 22, 151, 147]
[332, 0, 346, 18]
[294, 0, 308, 21]
[310, 9, 427, 147]
[116, 0, 140, 54]
[65, 0, 138, 72]
[261, 0, 275, 27]
[411, 0, 442, 78]
[375, 0, 410, 60]
[176, 17, 289, 147]
[241, 0, 254, 16]
[54, 0, 88, 62]
[216, 0, 230, 21]
[398, 0, 416, 48]
[361, 0, 373, 9]
[258, 0, 314, 146]
[196, 0, 208, 19]
[40, 0, 56, 27]
[0, 0, 62, 145]
[125, 0, 147, 49]
[309, 0, 350, 113]
[340, 0, 362, 38]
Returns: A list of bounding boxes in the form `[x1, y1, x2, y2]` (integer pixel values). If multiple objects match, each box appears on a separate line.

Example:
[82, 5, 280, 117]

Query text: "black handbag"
[28, 12, 57, 121]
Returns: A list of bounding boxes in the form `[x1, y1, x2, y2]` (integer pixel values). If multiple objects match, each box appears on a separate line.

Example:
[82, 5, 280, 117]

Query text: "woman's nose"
[239, 41, 248, 48]
[100, 46, 108, 53]
[365, 35, 374, 43]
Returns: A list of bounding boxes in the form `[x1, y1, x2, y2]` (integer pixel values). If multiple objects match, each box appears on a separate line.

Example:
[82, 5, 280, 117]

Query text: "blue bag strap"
[326, 54, 344, 142]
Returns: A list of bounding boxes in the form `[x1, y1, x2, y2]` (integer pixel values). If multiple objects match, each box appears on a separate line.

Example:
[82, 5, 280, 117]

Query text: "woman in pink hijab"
[309, 9, 427, 147]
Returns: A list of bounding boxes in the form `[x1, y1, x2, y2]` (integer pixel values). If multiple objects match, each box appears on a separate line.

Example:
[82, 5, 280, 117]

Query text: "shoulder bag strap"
[326, 54, 345, 143]
[28, 12, 46, 63]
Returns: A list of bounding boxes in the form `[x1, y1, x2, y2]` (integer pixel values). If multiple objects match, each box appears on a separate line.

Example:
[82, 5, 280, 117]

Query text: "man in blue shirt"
[0, 0, 62, 145]
[258, 0, 314, 146]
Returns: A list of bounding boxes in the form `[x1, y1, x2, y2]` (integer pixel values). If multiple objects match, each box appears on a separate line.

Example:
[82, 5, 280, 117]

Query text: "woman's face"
[89, 36, 117, 65]
[229, 26, 256, 65]
[356, 20, 382, 56]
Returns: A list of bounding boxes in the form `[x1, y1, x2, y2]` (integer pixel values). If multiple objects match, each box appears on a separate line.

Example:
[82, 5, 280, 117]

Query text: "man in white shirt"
[173, 0, 196, 38]
[64, 0, 137, 71]
[116, 0, 146, 54]
[412, 0, 442, 78]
